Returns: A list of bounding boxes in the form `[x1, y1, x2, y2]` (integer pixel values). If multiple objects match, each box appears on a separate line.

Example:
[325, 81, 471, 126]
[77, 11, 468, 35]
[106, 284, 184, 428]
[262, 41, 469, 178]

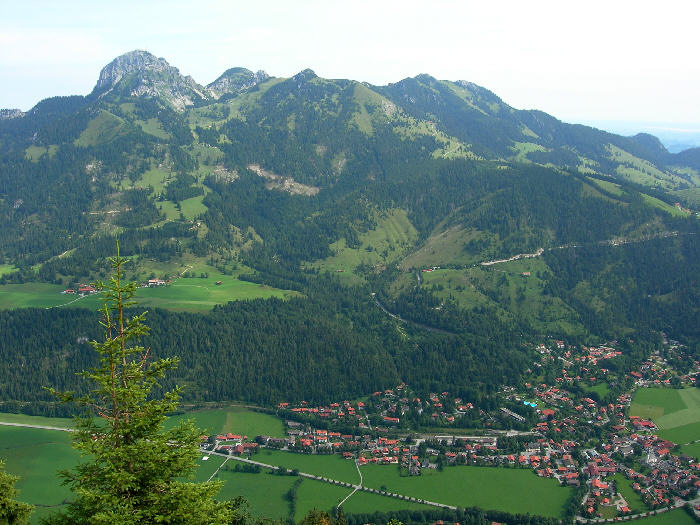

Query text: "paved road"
[203, 449, 457, 510]
[0, 421, 73, 432]
[575, 499, 685, 523]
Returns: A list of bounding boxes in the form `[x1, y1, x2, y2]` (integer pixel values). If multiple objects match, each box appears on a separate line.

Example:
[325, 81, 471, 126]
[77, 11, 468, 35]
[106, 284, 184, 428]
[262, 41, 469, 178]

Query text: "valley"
[1, 50, 700, 523]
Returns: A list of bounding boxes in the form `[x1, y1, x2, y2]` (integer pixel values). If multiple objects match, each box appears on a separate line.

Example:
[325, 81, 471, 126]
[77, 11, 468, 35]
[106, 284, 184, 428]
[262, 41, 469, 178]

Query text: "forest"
[1, 55, 700, 416]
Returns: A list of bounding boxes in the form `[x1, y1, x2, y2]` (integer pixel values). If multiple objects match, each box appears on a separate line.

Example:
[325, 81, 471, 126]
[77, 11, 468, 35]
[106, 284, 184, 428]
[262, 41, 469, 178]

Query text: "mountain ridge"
[1, 50, 700, 416]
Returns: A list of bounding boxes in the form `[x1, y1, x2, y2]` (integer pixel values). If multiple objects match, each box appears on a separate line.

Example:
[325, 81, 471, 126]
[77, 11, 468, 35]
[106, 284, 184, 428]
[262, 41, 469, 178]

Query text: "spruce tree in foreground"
[0, 460, 33, 525]
[44, 246, 235, 525]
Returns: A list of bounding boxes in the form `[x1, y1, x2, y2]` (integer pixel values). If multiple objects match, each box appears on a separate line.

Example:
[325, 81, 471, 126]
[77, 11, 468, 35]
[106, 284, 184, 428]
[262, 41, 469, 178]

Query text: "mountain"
[206, 67, 270, 99]
[0, 108, 24, 119]
[90, 50, 210, 110]
[0, 51, 699, 410]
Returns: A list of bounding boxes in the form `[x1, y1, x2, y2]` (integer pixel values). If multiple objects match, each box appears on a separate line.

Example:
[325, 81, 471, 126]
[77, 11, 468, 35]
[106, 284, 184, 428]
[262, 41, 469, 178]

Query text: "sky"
[2, 0, 700, 132]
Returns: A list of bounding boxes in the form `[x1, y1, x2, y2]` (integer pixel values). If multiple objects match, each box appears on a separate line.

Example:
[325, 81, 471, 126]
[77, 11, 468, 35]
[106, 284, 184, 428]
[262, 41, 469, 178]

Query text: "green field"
[679, 440, 700, 461]
[588, 177, 624, 196]
[0, 276, 298, 312]
[0, 409, 285, 524]
[632, 508, 697, 524]
[360, 465, 571, 518]
[255, 449, 360, 484]
[75, 110, 126, 147]
[124, 167, 172, 193]
[24, 145, 58, 161]
[295, 478, 352, 517]
[167, 406, 285, 438]
[584, 382, 611, 399]
[179, 194, 208, 220]
[640, 193, 690, 217]
[214, 468, 294, 519]
[136, 117, 171, 139]
[610, 473, 648, 513]
[0, 426, 78, 523]
[313, 209, 418, 279]
[0, 412, 73, 428]
[630, 388, 687, 420]
[213, 467, 432, 520]
[3, 422, 571, 522]
[401, 227, 484, 269]
[630, 387, 700, 444]
[608, 144, 686, 190]
[190, 453, 228, 482]
[342, 488, 432, 514]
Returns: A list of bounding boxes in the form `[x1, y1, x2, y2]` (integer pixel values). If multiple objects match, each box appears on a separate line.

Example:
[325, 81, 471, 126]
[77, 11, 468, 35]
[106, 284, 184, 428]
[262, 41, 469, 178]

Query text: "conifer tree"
[44, 244, 235, 525]
[0, 460, 33, 525]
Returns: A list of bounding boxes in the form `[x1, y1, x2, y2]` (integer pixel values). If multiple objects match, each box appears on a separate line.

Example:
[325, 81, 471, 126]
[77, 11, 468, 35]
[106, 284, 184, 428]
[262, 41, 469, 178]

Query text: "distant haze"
[581, 121, 700, 153]
[2, 0, 699, 132]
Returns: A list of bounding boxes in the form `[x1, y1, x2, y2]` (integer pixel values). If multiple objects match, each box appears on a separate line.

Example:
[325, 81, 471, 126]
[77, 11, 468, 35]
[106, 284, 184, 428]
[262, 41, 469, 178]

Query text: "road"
[575, 498, 685, 523]
[478, 230, 689, 268]
[372, 296, 457, 336]
[0, 421, 73, 432]
[202, 449, 457, 511]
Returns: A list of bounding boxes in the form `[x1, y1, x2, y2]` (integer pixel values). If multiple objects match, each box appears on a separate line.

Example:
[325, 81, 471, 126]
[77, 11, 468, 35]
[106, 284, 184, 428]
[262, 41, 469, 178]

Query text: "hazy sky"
[2, 0, 699, 127]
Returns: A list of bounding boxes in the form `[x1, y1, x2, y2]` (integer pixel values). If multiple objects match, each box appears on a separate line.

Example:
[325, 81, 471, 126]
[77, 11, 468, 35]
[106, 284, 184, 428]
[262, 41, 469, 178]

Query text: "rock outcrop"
[206, 68, 270, 99]
[91, 50, 209, 111]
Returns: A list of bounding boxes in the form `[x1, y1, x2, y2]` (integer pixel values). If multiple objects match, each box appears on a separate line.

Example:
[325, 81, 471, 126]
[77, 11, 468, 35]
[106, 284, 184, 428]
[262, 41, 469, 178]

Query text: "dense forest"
[1, 50, 700, 413]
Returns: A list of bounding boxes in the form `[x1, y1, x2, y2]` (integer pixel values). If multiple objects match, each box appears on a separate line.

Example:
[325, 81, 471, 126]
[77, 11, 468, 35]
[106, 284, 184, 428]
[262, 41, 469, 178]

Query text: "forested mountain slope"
[1, 50, 699, 412]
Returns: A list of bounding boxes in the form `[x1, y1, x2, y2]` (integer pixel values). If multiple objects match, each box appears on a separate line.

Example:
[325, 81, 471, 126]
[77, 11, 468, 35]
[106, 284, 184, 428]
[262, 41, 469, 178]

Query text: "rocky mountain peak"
[90, 50, 209, 111]
[92, 50, 172, 94]
[0, 108, 25, 120]
[206, 67, 270, 99]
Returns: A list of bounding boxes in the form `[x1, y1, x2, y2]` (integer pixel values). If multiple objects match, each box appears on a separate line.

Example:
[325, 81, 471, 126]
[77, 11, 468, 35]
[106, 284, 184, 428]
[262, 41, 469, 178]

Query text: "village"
[200, 337, 700, 523]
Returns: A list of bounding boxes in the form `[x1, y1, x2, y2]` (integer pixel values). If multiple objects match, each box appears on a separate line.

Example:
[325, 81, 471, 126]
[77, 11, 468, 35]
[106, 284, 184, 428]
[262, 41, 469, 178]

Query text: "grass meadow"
[362, 465, 571, 517]
[166, 406, 285, 438]
[417, 258, 585, 337]
[312, 209, 418, 280]
[294, 478, 352, 518]
[610, 473, 648, 513]
[0, 276, 298, 313]
[341, 487, 432, 514]
[255, 449, 360, 484]
[0, 412, 73, 428]
[0, 406, 284, 523]
[630, 387, 700, 445]
[214, 468, 294, 519]
[631, 508, 697, 524]
[359, 464, 571, 518]
[0, 426, 78, 523]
